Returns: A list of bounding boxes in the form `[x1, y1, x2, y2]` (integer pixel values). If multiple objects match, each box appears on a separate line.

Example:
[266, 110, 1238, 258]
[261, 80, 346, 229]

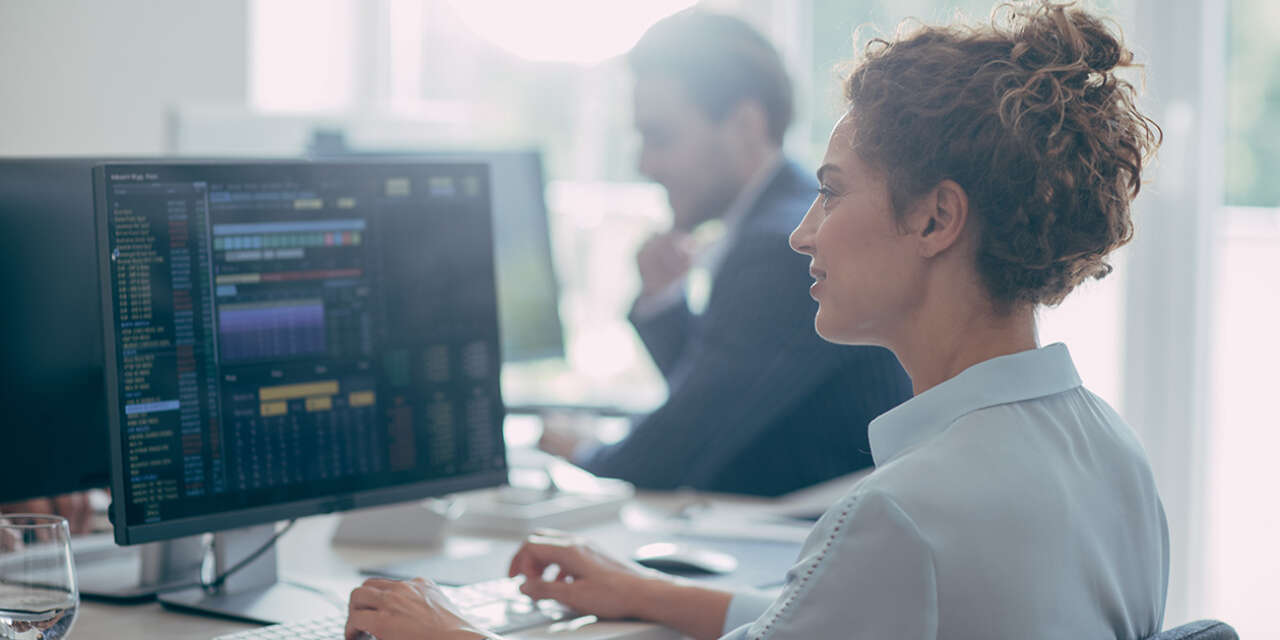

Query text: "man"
[543, 10, 911, 496]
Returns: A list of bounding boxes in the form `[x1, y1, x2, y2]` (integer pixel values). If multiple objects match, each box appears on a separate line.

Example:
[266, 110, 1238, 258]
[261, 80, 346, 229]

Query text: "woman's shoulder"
[856, 386, 1163, 543]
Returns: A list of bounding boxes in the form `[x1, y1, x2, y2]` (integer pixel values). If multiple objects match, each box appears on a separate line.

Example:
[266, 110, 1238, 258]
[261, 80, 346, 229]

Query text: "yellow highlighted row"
[259, 380, 339, 402]
[259, 388, 376, 417]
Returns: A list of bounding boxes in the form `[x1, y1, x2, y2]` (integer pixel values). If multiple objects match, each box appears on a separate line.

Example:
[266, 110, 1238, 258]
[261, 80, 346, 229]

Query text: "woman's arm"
[630, 577, 734, 640]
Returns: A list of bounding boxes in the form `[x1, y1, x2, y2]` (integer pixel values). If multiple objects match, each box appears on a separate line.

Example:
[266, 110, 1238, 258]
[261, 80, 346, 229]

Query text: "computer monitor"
[313, 147, 565, 364]
[96, 160, 508, 622]
[0, 159, 110, 503]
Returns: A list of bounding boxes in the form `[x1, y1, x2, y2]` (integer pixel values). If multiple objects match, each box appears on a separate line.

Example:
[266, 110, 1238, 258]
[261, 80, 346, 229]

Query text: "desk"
[69, 490, 790, 640]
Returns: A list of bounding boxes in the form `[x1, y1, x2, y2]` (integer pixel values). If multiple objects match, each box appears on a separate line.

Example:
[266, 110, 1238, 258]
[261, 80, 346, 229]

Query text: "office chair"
[1147, 620, 1238, 640]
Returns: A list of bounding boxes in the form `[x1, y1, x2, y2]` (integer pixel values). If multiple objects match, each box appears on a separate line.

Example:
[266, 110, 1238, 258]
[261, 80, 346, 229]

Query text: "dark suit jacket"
[579, 161, 913, 496]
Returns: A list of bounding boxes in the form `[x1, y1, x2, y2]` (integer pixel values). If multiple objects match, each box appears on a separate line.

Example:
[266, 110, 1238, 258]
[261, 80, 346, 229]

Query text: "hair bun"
[1012, 2, 1128, 74]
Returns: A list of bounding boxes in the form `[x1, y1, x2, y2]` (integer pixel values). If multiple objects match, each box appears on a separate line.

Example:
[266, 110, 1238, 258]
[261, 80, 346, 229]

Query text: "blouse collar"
[869, 343, 1083, 467]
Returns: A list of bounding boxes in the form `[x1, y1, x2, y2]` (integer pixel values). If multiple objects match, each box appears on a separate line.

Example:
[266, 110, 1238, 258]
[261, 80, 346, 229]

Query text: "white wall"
[0, 0, 248, 156]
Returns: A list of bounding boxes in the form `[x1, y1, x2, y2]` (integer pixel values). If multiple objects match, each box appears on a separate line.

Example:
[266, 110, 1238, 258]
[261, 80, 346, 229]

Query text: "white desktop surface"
[70, 490, 794, 640]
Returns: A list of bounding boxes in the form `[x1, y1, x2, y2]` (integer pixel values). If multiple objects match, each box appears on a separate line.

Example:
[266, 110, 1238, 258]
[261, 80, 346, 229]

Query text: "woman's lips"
[809, 268, 825, 299]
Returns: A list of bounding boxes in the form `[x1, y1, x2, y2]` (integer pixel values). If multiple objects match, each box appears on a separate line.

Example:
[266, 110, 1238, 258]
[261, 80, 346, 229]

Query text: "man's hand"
[345, 577, 498, 640]
[0, 493, 93, 534]
[538, 425, 586, 461]
[636, 232, 695, 298]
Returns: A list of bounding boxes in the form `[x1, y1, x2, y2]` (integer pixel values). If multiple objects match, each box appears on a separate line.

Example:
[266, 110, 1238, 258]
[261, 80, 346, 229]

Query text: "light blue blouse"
[721, 343, 1169, 639]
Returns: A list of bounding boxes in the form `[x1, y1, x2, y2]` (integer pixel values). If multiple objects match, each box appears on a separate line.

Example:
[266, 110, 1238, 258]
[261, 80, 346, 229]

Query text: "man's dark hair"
[629, 9, 793, 144]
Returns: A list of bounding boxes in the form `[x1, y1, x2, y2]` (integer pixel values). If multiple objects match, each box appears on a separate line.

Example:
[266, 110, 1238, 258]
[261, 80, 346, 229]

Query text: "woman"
[344, 2, 1166, 638]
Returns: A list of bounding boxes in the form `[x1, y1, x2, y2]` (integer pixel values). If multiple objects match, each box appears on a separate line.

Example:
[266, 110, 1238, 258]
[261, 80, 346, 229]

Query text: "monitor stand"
[75, 534, 204, 602]
[157, 524, 345, 625]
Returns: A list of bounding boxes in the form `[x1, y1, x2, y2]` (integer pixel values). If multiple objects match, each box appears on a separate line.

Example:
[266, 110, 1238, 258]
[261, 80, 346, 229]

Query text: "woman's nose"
[789, 198, 820, 255]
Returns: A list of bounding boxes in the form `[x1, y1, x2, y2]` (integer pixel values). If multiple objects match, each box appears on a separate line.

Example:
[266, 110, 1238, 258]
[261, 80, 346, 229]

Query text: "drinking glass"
[0, 515, 79, 639]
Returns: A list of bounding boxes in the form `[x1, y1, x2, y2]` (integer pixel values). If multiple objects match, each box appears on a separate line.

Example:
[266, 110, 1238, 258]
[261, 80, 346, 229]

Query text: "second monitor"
[317, 148, 566, 365]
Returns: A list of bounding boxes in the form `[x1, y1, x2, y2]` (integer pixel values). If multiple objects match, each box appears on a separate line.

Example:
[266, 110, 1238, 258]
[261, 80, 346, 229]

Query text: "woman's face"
[789, 113, 924, 345]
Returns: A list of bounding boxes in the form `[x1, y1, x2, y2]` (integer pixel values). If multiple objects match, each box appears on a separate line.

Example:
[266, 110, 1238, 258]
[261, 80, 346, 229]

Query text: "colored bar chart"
[218, 299, 326, 362]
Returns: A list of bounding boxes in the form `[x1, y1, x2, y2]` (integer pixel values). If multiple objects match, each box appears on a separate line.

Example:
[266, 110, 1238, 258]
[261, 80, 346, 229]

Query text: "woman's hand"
[344, 577, 498, 640]
[508, 530, 734, 640]
[507, 530, 663, 620]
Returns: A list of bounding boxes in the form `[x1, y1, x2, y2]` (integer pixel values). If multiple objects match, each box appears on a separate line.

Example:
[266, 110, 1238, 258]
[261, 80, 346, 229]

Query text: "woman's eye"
[817, 186, 839, 208]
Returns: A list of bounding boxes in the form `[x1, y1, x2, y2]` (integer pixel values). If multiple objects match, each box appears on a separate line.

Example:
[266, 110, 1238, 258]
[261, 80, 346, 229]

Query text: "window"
[1203, 1, 1280, 636]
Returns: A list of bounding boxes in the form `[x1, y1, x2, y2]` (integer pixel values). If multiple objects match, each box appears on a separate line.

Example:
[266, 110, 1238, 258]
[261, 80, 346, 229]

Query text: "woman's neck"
[893, 296, 1038, 396]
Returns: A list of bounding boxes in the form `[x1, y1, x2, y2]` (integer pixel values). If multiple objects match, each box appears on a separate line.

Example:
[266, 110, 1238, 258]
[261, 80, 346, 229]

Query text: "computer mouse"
[632, 541, 739, 575]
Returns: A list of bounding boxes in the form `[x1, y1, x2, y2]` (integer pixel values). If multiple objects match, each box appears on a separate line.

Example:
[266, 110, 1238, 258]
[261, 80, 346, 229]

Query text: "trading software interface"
[100, 163, 505, 526]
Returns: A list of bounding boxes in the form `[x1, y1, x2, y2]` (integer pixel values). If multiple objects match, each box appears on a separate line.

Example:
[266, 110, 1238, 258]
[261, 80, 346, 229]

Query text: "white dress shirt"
[720, 343, 1169, 639]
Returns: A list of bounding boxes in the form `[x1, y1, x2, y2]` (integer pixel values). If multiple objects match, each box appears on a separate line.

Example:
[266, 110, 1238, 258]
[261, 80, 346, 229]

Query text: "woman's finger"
[357, 578, 403, 592]
[347, 586, 385, 612]
[507, 546, 526, 578]
[520, 575, 576, 604]
[508, 541, 562, 580]
[517, 539, 583, 571]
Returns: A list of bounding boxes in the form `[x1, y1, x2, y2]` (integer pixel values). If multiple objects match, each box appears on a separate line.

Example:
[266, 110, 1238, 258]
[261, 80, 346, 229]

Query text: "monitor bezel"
[94, 160, 509, 546]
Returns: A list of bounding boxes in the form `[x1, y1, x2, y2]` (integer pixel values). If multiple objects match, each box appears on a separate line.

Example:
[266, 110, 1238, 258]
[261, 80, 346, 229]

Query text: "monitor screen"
[96, 161, 508, 544]
[0, 159, 110, 503]
[479, 151, 563, 363]
[315, 148, 564, 363]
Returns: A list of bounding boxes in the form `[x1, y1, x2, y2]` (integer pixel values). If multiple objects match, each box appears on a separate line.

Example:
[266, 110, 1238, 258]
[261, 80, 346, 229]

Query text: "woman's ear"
[915, 179, 969, 258]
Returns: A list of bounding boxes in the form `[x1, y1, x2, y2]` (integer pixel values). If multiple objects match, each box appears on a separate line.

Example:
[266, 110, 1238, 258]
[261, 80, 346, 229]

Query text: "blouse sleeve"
[733, 490, 938, 640]
[721, 591, 777, 636]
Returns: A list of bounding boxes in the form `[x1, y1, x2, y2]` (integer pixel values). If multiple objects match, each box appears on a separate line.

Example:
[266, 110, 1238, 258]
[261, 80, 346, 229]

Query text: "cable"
[200, 519, 297, 594]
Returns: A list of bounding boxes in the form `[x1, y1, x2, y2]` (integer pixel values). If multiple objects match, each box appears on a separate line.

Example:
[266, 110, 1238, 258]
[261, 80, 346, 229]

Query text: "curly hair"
[842, 1, 1161, 307]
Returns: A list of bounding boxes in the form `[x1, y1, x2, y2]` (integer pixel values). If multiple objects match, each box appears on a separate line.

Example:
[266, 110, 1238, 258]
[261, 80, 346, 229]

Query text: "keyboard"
[212, 577, 571, 639]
